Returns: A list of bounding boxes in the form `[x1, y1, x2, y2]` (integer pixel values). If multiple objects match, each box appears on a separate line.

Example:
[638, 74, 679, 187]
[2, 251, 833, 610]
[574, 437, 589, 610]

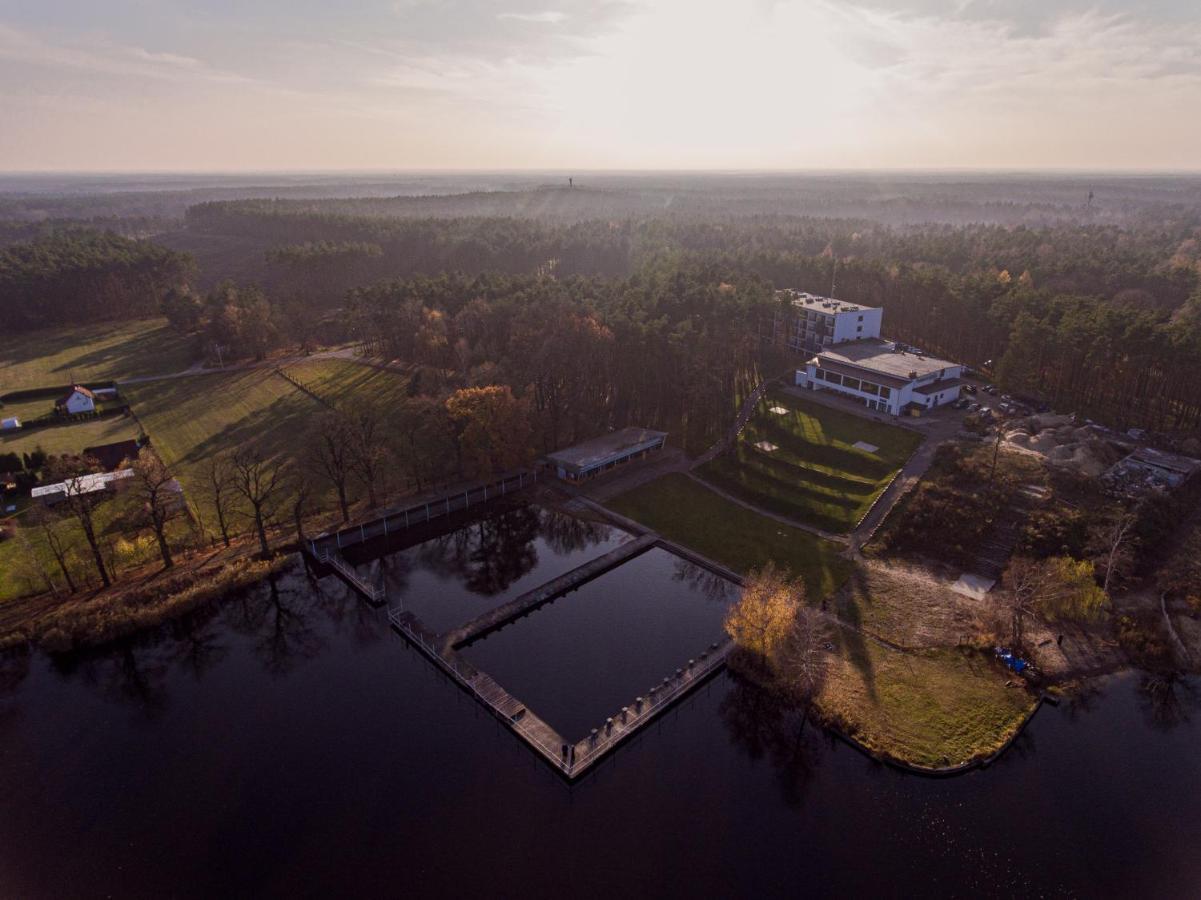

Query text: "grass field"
[123, 369, 319, 512]
[282, 359, 412, 408]
[697, 389, 923, 534]
[606, 472, 851, 599]
[124, 359, 412, 529]
[0, 318, 197, 392]
[0, 413, 142, 459]
[818, 633, 1036, 769]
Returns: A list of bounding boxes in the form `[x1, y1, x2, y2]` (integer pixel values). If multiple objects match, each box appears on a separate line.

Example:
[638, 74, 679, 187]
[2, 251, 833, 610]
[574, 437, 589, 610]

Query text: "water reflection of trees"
[1137, 672, 1199, 731]
[222, 570, 325, 677]
[409, 506, 543, 595]
[20, 558, 392, 717]
[719, 668, 825, 808]
[539, 508, 614, 556]
[671, 557, 736, 605]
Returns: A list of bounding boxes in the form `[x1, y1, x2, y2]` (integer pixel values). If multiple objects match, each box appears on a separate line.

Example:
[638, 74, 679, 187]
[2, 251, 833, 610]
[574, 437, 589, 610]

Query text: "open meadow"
[605, 471, 851, 598]
[0, 318, 197, 392]
[697, 389, 923, 534]
[123, 358, 412, 529]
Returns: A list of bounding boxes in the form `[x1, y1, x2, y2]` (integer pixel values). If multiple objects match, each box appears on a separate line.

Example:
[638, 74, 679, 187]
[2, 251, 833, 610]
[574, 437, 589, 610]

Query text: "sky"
[1, 0, 1200, 172]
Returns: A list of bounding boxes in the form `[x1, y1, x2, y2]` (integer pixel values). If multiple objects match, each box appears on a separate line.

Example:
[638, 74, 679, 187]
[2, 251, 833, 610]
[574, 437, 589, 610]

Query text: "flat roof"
[776, 289, 877, 315]
[546, 427, 667, 471]
[914, 377, 967, 395]
[31, 468, 134, 498]
[1127, 447, 1201, 476]
[813, 358, 910, 390]
[816, 338, 960, 381]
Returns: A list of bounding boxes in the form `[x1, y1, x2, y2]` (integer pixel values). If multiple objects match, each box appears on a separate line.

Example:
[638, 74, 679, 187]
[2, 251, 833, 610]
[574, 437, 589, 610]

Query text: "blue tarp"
[995, 647, 1029, 673]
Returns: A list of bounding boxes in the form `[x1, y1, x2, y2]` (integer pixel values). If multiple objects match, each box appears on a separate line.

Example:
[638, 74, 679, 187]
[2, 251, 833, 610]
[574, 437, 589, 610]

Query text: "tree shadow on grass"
[830, 563, 878, 702]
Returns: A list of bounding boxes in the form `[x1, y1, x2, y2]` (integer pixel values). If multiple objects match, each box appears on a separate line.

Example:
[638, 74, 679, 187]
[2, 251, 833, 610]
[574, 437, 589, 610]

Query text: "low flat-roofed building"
[546, 427, 668, 481]
[1108, 447, 1201, 489]
[795, 337, 965, 415]
[31, 468, 135, 503]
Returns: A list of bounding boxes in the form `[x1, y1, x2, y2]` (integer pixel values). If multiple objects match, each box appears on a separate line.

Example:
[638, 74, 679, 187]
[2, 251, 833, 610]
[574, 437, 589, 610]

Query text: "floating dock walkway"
[440, 533, 659, 650]
[307, 469, 539, 558]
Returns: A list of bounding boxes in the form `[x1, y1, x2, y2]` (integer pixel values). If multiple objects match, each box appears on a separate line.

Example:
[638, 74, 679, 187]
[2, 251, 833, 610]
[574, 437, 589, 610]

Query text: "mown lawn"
[606, 472, 851, 599]
[281, 358, 412, 408]
[697, 389, 923, 533]
[0, 413, 142, 459]
[817, 631, 1037, 769]
[0, 318, 196, 392]
[123, 369, 322, 527]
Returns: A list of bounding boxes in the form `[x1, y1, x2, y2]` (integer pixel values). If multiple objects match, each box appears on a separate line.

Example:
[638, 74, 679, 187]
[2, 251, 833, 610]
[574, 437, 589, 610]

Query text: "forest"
[3, 173, 1201, 436]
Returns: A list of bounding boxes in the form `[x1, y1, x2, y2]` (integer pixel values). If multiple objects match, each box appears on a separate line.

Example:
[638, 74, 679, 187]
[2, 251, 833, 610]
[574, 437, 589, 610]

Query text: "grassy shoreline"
[1, 555, 291, 653]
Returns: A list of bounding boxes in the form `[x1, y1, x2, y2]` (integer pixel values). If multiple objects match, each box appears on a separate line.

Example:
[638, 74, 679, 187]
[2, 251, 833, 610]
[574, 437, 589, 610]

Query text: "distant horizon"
[4, 166, 1201, 179]
[4, 2, 1201, 172]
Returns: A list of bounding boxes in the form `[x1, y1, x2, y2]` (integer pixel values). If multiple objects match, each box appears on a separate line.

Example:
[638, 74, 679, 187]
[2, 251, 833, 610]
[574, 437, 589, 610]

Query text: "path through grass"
[606, 472, 851, 599]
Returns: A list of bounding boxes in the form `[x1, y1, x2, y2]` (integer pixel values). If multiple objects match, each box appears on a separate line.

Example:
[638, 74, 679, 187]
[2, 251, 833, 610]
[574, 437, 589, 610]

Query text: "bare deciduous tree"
[345, 400, 390, 510]
[229, 447, 289, 558]
[30, 505, 77, 593]
[203, 455, 236, 548]
[45, 455, 111, 588]
[1091, 508, 1138, 595]
[307, 411, 355, 523]
[129, 447, 182, 569]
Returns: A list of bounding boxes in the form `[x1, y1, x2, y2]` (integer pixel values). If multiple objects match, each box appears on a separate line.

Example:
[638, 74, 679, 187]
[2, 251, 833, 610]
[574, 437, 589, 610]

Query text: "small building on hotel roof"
[546, 427, 668, 481]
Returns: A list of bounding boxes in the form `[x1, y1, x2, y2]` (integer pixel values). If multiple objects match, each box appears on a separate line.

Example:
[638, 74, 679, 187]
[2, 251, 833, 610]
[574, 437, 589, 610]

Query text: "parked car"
[963, 384, 978, 395]
[954, 398, 970, 409]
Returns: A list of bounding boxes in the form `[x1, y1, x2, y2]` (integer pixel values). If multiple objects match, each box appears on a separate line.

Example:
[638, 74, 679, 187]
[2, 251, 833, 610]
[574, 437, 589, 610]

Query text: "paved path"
[685, 471, 850, 545]
[693, 381, 769, 466]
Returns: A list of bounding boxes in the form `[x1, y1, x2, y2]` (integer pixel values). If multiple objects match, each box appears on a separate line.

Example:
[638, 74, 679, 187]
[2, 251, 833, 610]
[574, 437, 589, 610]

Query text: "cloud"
[498, 11, 568, 24]
[0, 23, 254, 85]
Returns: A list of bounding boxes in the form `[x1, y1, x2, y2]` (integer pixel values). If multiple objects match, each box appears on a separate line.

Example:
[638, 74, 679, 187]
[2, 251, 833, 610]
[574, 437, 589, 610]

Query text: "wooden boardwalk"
[441, 533, 659, 649]
[308, 469, 539, 558]
[312, 548, 386, 604]
[364, 508, 747, 781]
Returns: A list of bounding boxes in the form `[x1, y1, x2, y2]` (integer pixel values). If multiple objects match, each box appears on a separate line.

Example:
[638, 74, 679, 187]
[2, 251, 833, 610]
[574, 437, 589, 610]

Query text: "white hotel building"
[776, 290, 966, 416]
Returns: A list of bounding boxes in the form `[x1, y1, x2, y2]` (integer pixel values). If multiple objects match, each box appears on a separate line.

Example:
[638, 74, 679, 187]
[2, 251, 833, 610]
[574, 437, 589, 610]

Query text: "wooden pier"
[441, 533, 659, 649]
[314, 548, 386, 604]
[320, 490, 745, 781]
[307, 468, 539, 558]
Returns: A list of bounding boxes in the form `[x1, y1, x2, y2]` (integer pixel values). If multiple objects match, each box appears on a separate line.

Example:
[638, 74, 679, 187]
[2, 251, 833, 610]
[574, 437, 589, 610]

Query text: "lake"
[461, 545, 735, 741]
[1, 558, 1199, 898]
[344, 503, 631, 633]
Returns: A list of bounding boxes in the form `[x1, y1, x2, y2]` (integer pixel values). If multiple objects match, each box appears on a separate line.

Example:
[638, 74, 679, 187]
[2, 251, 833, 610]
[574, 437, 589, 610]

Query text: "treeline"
[0, 229, 194, 332]
[190, 202, 1200, 304]
[342, 270, 771, 454]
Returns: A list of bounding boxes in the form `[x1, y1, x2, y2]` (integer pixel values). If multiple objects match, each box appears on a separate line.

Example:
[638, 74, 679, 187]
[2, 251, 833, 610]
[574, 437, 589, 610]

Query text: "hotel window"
[843, 377, 861, 391]
[861, 382, 879, 396]
[879, 386, 891, 399]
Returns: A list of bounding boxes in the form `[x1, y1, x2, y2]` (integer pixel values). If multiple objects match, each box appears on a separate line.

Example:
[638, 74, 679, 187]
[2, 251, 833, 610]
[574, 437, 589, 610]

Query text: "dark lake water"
[345, 504, 630, 633]
[462, 546, 735, 741]
[1, 558, 1200, 899]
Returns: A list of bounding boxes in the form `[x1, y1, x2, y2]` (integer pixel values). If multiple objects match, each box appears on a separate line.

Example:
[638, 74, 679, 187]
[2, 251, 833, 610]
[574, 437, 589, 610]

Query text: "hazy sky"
[2, 0, 1199, 171]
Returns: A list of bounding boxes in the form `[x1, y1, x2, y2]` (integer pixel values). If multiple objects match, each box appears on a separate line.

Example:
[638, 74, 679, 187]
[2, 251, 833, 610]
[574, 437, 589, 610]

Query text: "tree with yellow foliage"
[445, 385, 532, 479]
[724, 563, 803, 666]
